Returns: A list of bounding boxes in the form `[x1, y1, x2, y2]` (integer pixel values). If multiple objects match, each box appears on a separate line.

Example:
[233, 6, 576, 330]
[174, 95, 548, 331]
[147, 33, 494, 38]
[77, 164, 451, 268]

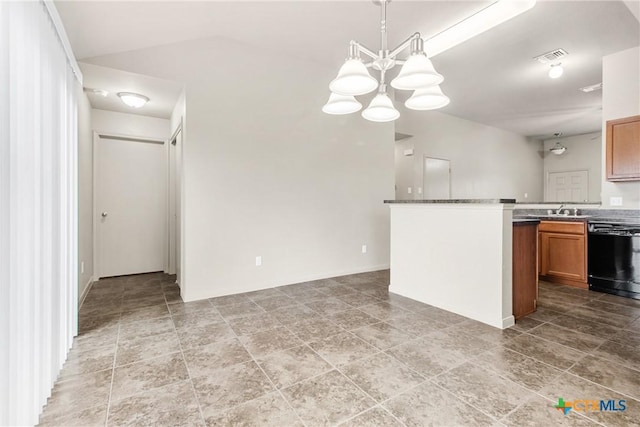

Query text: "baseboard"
[78, 276, 94, 310]
[181, 263, 390, 302]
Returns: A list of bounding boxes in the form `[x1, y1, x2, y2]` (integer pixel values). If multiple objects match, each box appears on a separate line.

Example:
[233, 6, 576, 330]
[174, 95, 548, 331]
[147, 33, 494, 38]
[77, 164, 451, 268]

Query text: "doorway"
[168, 125, 182, 286]
[94, 133, 167, 278]
[546, 170, 588, 202]
[423, 157, 451, 199]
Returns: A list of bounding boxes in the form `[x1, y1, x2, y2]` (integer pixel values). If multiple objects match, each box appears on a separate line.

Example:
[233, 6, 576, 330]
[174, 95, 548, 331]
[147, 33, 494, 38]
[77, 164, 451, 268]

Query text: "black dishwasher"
[588, 222, 640, 300]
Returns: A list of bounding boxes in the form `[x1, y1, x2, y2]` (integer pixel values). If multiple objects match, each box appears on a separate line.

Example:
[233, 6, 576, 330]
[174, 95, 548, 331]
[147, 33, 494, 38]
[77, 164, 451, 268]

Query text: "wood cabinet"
[513, 222, 538, 320]
[606, 115, 640, 181]
[539, 220, 587, 288]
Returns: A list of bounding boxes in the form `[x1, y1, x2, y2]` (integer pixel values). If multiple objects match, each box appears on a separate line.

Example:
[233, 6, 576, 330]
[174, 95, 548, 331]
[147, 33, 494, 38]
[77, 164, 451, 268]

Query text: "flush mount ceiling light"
[550, 132, 567, 155]
[323, 0, 536, 122]
[548, 63, 564, 79]
[117, 92, 149, 108]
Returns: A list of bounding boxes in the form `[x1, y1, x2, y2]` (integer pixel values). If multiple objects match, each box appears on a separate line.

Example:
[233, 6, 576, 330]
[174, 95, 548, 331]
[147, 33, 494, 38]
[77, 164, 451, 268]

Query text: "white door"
[168, 129, 182, 285]
[547, 170, 588, 202]
[97, 135, 166, 278]
[423, 157, 451, 199]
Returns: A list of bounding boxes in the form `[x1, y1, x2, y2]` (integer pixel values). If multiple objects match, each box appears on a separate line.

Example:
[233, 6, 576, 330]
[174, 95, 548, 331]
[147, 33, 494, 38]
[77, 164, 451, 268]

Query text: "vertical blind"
[0, 1, 80, 425]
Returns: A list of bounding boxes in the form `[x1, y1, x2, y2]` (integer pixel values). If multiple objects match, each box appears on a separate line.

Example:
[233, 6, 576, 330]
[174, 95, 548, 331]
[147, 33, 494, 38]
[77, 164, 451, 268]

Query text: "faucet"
[555, 204, 565, 215]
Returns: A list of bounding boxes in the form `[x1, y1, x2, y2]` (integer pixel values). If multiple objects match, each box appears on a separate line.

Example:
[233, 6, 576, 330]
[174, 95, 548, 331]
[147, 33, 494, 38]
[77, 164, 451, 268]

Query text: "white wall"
[543, 132, 601, 202]
[85, 37, 394, 302]
[78, 88, 93, 302]
[601, 46, 640, 209]
[92, 108, 170, 140]
[394, 109, 544, 202]
[389, 203, 514, 329]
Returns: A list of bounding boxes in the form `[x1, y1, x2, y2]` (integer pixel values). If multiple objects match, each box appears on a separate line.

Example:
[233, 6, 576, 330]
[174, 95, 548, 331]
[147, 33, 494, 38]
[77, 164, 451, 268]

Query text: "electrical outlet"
[610, 196, 623, 206]
[255, 256, 262, 266]
[407, 187, 412, 194]
[361, 244, 367, 254]
[524, 193, 528, 199]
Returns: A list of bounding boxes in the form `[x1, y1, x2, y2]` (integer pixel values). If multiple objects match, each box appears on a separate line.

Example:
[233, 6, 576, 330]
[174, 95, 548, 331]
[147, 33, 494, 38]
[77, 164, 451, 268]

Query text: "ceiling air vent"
[533, 48, 568, 64]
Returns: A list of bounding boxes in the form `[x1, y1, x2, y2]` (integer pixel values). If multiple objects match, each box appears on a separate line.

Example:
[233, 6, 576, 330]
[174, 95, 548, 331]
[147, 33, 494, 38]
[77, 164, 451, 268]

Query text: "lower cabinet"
[539, 220, 587, 288]
[513, 222, 538, 320]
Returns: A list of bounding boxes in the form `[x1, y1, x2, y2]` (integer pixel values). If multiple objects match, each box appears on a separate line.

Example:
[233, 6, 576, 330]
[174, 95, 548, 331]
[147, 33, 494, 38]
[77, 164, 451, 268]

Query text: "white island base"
[388, 200, 515, 329]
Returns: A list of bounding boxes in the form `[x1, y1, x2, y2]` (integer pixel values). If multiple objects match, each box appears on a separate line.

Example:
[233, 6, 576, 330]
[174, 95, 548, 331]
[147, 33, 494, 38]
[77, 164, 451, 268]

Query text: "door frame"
[422, 156, 451, 199]
[92, 131, 168, 279]
[167, 120, 183, 280]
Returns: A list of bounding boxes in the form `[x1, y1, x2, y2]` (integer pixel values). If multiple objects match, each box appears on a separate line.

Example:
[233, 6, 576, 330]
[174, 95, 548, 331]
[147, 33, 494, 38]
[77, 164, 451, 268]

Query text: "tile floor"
[38, 271, 640, 426]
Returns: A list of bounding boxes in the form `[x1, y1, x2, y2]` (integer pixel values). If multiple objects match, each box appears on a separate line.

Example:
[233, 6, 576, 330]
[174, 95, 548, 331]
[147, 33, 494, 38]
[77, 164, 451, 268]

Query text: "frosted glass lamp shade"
[329, 59, 378, 96]
[550, 143, 567, 155]
[117, 92, 149, 108]
[362, 93, 400, 122]
[405, 85, 450, 110]
[391, 53, 444, 90]
[322, 93, 362, 115]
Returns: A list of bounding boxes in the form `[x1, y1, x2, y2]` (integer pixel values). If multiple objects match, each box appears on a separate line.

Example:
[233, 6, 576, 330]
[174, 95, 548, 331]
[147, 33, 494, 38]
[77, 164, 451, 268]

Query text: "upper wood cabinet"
[606, 115, 640, 181]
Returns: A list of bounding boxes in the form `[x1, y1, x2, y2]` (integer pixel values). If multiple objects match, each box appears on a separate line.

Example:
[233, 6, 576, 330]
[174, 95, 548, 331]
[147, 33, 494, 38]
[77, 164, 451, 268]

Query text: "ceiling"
[56, 0, 640, 138]
[80, 63, 183, 119]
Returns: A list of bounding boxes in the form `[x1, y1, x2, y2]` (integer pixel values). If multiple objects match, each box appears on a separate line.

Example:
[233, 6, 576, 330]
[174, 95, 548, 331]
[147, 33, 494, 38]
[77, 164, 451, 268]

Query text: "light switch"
[407, 187, 412, 194]
[255, 256, 262, 266]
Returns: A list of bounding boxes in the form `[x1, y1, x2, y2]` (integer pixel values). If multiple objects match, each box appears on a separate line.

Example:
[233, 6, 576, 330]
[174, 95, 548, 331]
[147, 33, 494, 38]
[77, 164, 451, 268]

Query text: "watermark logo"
[554, 397, 627, 415]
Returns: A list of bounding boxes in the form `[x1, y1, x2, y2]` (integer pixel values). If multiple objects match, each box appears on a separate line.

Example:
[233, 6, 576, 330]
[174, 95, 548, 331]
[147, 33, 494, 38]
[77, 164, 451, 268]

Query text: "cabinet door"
[606, 115, 640, 181]
[513, 224, 538, 319]
[540, 232, 586, 282]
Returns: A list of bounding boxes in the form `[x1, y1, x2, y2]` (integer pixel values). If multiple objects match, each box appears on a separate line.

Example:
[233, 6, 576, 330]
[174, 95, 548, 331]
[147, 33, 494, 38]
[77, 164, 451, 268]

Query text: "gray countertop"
[384, 199, 516, 204]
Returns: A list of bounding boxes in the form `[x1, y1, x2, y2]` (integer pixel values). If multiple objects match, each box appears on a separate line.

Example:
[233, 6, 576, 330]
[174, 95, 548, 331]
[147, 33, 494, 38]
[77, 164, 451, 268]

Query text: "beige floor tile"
[239, 326, 303, 357]
[474, 347, 563, 392]
[40, 370, 112, 418]
[504, 333, 586, 370]
[205, 392, 302, 427]
[338, 407, 403, 427]
[192, 360, 274, 418]
[111, 352, 188, 401]
[352, 322, 415, 350]
[183, 337, 252, 377]
[281, 370, 375, 426]
[570, 355, 640, 400]
[342, 352, 425, 402]
[116, 330, 181, 366]
[502, 395, 598, 426]
[108, 380, 203, 427]
[309, 332, 378, 367]
[258, 345, 332, 389]
[384, 382, 497, 427]
[433, 363, 535, 419]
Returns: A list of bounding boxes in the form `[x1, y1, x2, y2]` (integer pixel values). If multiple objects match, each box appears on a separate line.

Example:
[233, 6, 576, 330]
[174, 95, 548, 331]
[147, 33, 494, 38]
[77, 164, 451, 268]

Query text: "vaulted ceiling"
[56, 1, 640, 138]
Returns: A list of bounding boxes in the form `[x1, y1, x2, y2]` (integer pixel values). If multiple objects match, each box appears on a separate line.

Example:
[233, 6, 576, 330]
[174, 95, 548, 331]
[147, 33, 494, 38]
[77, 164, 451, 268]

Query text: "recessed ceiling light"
[579, 82, 603, 93]
[423, 0, 537, 58]
[548, 63, 564, 79]
[117, 92, 149, 108]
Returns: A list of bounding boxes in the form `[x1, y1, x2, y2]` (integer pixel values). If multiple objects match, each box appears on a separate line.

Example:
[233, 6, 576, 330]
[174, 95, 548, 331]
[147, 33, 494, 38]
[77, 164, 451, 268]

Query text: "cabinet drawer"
[539, 221, 585, 235]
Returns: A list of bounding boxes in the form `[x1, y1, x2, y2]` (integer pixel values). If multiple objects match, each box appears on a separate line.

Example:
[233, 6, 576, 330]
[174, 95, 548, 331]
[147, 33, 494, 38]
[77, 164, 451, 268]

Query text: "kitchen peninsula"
[385, 199, 517, 329]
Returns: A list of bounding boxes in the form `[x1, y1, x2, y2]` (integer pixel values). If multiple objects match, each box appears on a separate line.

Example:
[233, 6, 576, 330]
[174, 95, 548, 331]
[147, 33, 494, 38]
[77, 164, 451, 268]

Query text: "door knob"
[101, 212, 108, 218]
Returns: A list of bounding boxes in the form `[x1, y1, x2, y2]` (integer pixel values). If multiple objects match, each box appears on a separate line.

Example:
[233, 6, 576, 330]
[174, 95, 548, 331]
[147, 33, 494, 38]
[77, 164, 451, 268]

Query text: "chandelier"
[323, 0, 449, 122]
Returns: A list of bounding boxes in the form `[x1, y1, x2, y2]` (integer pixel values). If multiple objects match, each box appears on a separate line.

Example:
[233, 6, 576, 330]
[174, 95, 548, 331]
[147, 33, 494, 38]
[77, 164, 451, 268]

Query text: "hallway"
[38, 271, 640, 426]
